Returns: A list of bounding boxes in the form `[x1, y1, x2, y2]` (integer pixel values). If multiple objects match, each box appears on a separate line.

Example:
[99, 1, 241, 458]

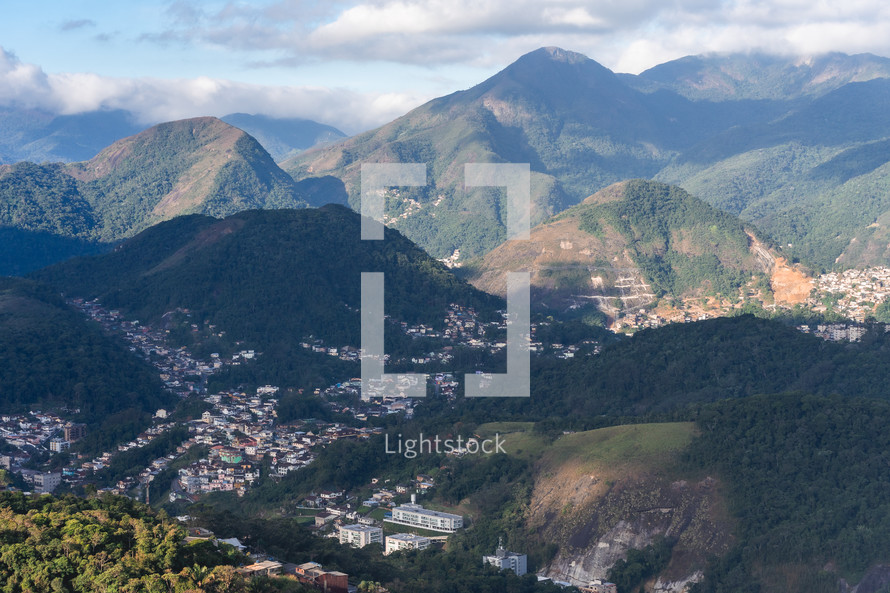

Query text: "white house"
[483, 540, 527, 576]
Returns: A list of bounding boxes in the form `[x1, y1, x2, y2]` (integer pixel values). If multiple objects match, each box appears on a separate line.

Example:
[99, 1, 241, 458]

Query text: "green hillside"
[32, 205, 502, 385]
[0, 277, 173, 452]
[572, 180, 761, 297]
[687, 393, 890, 593]
[0, 228, 105, 276]
[0, 117, 312, 249]
[469, 180, 776, 318]
[532, 314, 890, 419]
[417, 314, 890, 427]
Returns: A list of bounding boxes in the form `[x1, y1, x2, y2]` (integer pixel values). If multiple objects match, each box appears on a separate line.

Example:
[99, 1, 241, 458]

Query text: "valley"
[5, 43, 890, 593]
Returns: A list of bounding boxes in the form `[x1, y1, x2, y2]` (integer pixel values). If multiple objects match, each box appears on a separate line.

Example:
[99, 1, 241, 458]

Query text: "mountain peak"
[537, 46, 591, 64]
[510, 46, 611, 74]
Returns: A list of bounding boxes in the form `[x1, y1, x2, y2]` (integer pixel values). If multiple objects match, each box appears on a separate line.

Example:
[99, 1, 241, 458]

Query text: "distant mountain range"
[0, 107, 345, 165]
[0, 108, 145, 164]
[623, 51, 890, 100]
[289, 47, 890, 268]
[220, 113, 346, 161]
[3, 47, 890, 284]
[0, 117, 347, 274]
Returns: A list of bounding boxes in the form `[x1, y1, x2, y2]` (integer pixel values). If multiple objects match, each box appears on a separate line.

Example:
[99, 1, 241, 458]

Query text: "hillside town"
[808, 266, 890, 321]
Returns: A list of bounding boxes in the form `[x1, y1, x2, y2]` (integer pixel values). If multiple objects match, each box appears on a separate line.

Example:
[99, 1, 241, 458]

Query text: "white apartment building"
[387, 499, 464, 533]
[338, 524, 383, 548]
[385, 533, 432, 555]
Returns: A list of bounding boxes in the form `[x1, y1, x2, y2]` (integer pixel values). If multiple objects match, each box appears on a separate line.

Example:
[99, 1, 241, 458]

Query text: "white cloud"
[0, 47, 426, 133]
[145, 0, 890, 72]
[5, 0, 890, 136]
[0, 49, 59, 111]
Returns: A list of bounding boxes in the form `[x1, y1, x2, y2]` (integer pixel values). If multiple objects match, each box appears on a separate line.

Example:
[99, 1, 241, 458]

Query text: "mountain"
[477, 392, 890, 593]
[63, 116, 313, 239]
[0, 107, 145, 164]
[0, 277, 174, 452]
[289, 47, 890, 269]
[221, 113, 347, 161]
[0, 106, 346, 165]
[282, 47, 697, 258]
[468, 180, 781, 317]
[656, 77, 890, 267]
[0, 117, 333, 273]
[32, 205, 501, 385]
[625, 51, 890, 100]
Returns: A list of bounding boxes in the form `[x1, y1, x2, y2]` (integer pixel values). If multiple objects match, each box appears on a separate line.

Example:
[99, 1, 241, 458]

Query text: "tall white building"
[338, 524, 383, 548]
[483, 540, 527, 576]
[387, 497, 464, 533]
[385, 533, 432, 555]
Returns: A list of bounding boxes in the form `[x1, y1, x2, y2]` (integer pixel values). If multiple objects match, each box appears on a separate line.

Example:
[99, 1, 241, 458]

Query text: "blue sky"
[2, 0, 890, 133]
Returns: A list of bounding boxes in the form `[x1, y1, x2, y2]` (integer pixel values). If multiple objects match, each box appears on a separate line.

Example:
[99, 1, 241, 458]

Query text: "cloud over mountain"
[145, 0, 890, 73]
[0, 47, 422, 133]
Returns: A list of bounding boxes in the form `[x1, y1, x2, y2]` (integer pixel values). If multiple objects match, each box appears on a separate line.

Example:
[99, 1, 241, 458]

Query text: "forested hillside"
[0, 277, 173, 452]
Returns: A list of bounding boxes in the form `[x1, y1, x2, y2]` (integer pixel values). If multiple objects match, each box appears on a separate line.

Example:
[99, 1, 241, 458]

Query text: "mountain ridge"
[288, 47, 890, 269]
[0, 117, 321, 271]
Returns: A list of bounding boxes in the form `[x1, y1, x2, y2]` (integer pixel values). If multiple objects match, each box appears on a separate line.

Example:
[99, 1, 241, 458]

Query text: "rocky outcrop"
[531, 472, 732, 591]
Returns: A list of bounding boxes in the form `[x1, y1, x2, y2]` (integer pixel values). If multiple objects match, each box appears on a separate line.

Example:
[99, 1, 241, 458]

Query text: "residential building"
[64, 423, 86, 442]
[315, 510, 337, 527]
[34, 472, 62, 494]
[338, 524, 383, 548]
[237, 561, 282, 578]
[385, 533, 431, 555]
[291, 562, 349, 593]
[483, 540, 527, 576]
[387, 497, 463, 533]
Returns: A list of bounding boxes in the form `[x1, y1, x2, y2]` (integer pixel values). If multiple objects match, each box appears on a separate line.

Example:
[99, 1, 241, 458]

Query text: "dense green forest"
[0, 277, 174, 453]
[0, 162, 96, 237]
[573, 180, 763, 298]
[687, 393, 890, 592]
[0, 227, 105, 276]
[377, 314, 890, 427]
[0, 492, 256, 593]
